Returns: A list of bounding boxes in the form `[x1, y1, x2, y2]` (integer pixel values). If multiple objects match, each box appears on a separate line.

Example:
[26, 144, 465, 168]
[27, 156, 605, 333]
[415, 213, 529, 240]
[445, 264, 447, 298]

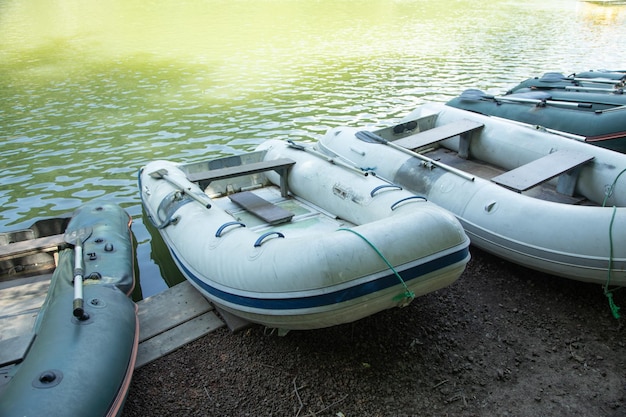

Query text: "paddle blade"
[148, 169, 168, 179]
[355, 130, 387, 144]
[458, 89, 494, 101]
[64, 227, 92, 246]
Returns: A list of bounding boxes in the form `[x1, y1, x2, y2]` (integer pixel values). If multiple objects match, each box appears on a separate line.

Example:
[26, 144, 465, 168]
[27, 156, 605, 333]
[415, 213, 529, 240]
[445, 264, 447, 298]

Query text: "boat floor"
[211, 186, 357, 233]
[425, 147, 594, 206]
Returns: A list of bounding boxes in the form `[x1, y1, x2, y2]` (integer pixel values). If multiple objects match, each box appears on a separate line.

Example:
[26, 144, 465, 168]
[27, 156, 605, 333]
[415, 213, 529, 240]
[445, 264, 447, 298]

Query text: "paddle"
[488, 116, 587, 142]
[564, 86, 622, 93]
[64, 227, 92, 320]
[572, 77, 624, 86]
[286, 140, 374, 177]
[494, 95, 593, 109]
[149, 168, 212, 209]
[354, 131, 475, 182]
[458, 89, 595, 109]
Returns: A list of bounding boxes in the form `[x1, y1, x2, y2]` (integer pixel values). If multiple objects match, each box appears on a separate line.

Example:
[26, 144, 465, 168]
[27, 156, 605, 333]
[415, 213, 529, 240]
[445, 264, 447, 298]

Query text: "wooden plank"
[0, 234, 65, 262]
[0, 275, 49, 365]
[0, 333, 35, 367]
[0, 313, 39, 343]
[137, 280, 213, 343]
[186, 158, 295, 183]
[135, 311, 224, 369]
[214, 305, 253, 333]
[229, 191, 294, 225]
[0, 276, 50, 344]
[491, 150, 594, 192]
[394, 119, 484, 150]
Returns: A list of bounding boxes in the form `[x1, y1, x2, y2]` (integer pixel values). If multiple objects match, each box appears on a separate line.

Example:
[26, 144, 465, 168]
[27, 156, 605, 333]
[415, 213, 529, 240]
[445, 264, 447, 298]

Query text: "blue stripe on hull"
[171, 246, 469, 311]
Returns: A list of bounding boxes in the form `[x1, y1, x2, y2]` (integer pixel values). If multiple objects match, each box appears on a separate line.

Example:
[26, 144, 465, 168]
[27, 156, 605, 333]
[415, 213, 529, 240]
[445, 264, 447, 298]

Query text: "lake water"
[2, 0, 625, 299]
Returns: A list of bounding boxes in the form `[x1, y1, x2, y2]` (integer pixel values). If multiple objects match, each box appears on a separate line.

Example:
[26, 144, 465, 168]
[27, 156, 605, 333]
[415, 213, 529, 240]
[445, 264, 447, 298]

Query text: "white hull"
[140, 139, 470, 330]
[319, 103, 626, 286]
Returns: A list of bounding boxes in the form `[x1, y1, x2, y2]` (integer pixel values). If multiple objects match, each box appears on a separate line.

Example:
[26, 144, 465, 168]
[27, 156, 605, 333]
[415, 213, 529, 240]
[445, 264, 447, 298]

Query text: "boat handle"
[390, 195, 427, 210]
[215, 221, 246, 237]
[254, 232, 285, 247]
[370, 184, 402, 197]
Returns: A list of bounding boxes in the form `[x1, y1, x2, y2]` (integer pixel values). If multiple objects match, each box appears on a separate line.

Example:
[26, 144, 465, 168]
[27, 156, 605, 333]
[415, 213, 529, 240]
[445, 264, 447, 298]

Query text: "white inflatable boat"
[139, 139, 470, 332]
[319, 102, 626, 288]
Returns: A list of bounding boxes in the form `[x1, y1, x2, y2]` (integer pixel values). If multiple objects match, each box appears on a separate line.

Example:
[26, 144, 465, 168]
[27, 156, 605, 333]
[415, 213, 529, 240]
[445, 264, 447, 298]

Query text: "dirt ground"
[122, 247, 626, 417]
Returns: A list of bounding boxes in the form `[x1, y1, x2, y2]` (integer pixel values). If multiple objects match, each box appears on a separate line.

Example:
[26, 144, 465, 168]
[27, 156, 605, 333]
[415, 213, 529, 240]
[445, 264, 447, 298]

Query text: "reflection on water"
[1, 0, 626, 297]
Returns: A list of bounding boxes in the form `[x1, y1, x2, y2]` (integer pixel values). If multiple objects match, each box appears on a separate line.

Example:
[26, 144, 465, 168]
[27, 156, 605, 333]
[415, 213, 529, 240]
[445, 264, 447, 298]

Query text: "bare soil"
[122, 248, 626, 417]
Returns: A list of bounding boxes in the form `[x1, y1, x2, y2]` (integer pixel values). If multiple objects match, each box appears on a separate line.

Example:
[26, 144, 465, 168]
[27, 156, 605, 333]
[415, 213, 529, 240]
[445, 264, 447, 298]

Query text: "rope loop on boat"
[337, 228, 415, 307]
[601, 168, 626, 319]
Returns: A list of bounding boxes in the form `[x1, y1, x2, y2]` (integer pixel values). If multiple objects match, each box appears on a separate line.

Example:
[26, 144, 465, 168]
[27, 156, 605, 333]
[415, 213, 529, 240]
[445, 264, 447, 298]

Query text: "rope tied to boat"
[601, 168, 626, 319]
[337, 228, 415, 307]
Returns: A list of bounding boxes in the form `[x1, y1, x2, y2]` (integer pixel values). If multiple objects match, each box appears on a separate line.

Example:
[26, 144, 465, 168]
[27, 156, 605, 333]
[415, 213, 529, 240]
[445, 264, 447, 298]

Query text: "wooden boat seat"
[491, 150, 594, 195]
[187, 158, 296, 197]
[394, 119, 484, 159]
[229, 191, 294, 225]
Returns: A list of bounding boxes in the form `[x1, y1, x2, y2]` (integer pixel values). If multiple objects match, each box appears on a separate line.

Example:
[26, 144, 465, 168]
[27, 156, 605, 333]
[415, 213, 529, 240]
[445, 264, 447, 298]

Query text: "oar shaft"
[385, 141, 475, 182]
[564, 86, 619, 93]
[73, 244, 85, 318]
[490, 116, 587, 141]
[596, 104, 626, 114]
[572, 77, 624, 85]
[288, 141, 370, 176]
[152, 170, 212, 208]
[495, 96, 592, 109]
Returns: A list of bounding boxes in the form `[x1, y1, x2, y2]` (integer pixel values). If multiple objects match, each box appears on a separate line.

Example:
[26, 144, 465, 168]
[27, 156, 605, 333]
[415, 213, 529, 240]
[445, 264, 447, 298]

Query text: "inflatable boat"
[0, 201, 138, 417]
[319, 102, 626, 289]
[139, 139, 470, 332]
[507, 70, 626, 93]
[446, 89, 626, 153]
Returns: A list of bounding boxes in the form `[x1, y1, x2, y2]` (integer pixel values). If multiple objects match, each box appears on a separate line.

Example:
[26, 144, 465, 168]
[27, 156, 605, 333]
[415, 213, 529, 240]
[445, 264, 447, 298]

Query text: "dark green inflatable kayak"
[508, 70, 626, 93]
[0, 201, 138, 417]
[446, 88, 626, 153]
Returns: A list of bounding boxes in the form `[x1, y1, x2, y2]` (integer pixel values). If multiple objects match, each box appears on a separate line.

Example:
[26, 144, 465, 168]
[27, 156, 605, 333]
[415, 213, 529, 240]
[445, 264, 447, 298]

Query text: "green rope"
[338, 228, 415, 306]
[601, 168, 626, 319]
[605, 207, 620, 319]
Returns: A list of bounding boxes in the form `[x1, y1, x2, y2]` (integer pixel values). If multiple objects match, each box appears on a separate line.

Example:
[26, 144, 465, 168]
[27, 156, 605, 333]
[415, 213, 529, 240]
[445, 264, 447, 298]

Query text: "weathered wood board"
[134, 280, 225, 368]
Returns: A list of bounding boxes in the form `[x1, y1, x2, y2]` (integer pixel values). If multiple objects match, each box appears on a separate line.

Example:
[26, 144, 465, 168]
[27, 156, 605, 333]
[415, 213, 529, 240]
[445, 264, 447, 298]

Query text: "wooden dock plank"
[0, 280, 50, 319]
[135, 311, 224, 369]
[137, 280, 214, 342]
[214, 305, 253, 333]
[0, 333, 35, 367]
[0, 234, 65, 262]
[0, 276, 50, 342]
